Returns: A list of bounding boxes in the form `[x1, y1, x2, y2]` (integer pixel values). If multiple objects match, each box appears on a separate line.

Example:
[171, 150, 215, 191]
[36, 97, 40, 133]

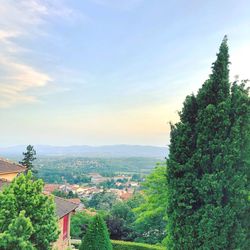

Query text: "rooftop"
[0, 158, 26, 174]
[54, 196, 78, 218]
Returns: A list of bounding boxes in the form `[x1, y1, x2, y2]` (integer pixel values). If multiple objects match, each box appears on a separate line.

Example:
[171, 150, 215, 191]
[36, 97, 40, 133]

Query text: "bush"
[79, 214, 112, 250]
[70, 212, 93, 239]
[112, 240, 165, 250]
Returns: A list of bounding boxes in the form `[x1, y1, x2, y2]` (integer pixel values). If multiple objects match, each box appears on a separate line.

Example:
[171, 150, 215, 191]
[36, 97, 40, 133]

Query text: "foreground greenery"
[71, 165, 167, 245]
[80, 214, 112, 250]
[0, 172, 59, 250]
[167, 36, 250, 249]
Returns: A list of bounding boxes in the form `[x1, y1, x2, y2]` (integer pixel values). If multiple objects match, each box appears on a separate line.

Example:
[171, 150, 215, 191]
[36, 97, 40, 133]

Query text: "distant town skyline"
[0, 0, 250, 147]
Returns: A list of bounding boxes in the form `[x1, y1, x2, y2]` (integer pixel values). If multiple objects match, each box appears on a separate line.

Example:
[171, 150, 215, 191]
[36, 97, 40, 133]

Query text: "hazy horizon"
[1, 0, 250, 147]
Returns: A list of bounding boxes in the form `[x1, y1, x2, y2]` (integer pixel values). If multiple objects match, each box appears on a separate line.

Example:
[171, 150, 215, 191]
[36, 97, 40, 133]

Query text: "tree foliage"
[80, 214, 113, 250]
[167, 36, 250, 249]
[70, 211, 93, 239]
[87, 191, 117, 211]
[133, 164, 167, 244]
[106, 201, 135, 240]
[0, 211, 34, 250]
[19, 145, 37, 174]
[0, 171, 59, 250]
[52, 189, 78, 199]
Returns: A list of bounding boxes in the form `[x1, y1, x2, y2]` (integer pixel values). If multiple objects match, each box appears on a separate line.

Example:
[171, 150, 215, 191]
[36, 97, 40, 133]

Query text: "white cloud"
[0, 0, 74, 108]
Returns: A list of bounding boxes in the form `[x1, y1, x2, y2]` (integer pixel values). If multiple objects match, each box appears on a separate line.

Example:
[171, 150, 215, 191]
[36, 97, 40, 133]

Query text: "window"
[63, 214, 69, 240]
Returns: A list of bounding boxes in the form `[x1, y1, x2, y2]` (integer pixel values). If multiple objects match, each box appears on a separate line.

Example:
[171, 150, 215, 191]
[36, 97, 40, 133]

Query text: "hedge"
[71, 239, 165, 250]
[112, 240, 165, 250]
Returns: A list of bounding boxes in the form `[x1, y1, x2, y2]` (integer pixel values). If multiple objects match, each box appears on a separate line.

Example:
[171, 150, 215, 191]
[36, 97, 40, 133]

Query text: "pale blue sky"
[0, 0, 250, 147]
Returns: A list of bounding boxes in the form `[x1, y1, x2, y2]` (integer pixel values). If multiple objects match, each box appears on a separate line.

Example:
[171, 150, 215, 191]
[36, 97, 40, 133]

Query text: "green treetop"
[19, 145, 37, 174]
[0, 211, 34, 250]
[80, 214, 113, 250]
[0, 171, 59, 250]
[133, 164, 168, 244]
[166, 37, 250, 249]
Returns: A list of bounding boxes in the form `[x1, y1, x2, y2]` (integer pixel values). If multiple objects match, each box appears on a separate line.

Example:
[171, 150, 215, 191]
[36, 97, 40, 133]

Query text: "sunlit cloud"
[0, 0, 74, 108]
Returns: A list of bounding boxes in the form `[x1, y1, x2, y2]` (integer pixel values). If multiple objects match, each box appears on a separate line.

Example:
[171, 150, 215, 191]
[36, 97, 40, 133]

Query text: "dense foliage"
[71, 212, 93, 239]
[80, 214, 113, 250]
[134, 165, 167, 244]
[87, 191, 118, 211]
[71, 166, 167, 246]
[167, 36, 250, 249]
[52, 189, 78, 199]
[0, 172, 59, 250]
[0, 211, 34, 250]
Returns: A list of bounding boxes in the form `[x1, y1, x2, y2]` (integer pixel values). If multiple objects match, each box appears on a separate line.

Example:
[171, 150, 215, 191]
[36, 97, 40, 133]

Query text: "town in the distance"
[0, 144, 167, 249]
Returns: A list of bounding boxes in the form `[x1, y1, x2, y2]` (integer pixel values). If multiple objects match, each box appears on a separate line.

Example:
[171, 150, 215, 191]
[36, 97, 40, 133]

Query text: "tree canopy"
[167, 36, 250, 249]
[0, 171, 59, 250]
[19, 145, 37, 174]
[133, 164, 167, 244]
[80, 214, 113, 250]
[0, 211, 34, 250]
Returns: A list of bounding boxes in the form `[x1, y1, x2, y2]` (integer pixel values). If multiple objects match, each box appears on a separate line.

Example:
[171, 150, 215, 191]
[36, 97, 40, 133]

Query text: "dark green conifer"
[19, 145, 37, 174]
[166, 36, 250, 249]
[80, 214, 113, 250]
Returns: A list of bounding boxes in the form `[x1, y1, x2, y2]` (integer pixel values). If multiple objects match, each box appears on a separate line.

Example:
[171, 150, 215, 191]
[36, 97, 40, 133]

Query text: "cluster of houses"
[44, 172, 139, 201]
[0, 158, 140, 249]
[89, 172, 140, 187]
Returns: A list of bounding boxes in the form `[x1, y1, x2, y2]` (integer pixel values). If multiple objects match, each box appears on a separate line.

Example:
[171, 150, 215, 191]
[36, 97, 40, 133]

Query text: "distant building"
[128, 181, 140, 187]
[120, 191, 133, 200]
[44, 183, 61, 193]
[89, 172, 109, 184]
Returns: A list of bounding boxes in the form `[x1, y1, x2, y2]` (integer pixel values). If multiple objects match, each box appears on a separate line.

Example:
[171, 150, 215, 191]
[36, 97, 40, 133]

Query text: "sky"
[0, 0, 250, 147]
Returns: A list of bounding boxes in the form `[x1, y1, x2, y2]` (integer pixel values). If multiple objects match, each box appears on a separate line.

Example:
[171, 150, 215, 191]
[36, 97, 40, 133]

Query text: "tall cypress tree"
[166, 36, 250, 249]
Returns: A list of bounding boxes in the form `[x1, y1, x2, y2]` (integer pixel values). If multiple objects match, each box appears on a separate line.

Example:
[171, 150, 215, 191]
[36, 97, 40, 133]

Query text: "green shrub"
[112, 240, 165, 250]
[79, 214, 112, 250]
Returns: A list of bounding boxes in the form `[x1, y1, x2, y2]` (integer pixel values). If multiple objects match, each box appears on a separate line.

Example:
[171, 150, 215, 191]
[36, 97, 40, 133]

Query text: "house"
[0, 158, 26, 181]
[0, 158, 78, 250]
[44, 183, 61, 193]
[53, 197, 78, 250]
[89, 172, 109, 184]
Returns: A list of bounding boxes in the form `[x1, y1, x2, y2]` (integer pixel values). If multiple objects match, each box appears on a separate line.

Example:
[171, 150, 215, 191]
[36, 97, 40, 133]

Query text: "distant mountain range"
[0, 145, 168, 158]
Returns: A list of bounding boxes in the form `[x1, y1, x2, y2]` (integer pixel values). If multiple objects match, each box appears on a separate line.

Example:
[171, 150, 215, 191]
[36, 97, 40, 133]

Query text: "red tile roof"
[44, 184, 60, 193]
